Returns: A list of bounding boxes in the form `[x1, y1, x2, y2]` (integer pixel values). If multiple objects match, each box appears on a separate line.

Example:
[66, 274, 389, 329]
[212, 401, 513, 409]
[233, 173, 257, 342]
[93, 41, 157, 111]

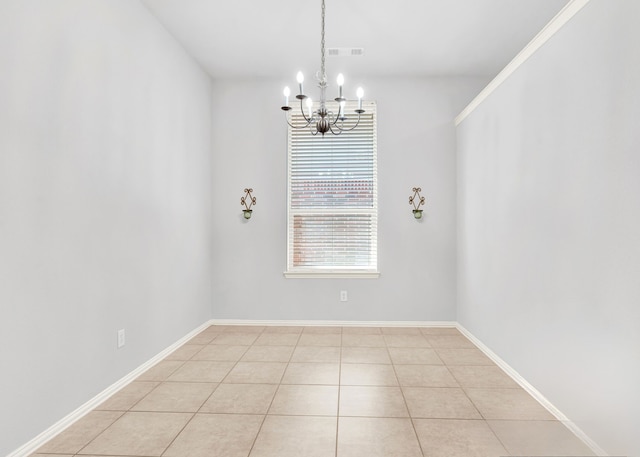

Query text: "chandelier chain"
[281, 0, 365, 136]
[320, 0, 326, 83]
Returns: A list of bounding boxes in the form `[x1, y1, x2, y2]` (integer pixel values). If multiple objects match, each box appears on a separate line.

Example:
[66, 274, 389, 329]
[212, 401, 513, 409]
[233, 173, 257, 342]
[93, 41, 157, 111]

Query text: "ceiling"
[141, 0, 569, 82]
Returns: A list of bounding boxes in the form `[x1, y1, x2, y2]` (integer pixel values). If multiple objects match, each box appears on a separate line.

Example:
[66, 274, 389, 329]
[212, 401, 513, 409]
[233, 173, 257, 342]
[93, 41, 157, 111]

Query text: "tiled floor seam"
[382, 337, 426, 457]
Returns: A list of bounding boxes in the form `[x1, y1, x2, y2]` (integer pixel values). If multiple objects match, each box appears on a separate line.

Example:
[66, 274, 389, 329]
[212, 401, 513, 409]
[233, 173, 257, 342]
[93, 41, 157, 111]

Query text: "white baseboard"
[210, 319, 457, 328]
[7, 320, 213, 457]
[456, 323, 608, 457]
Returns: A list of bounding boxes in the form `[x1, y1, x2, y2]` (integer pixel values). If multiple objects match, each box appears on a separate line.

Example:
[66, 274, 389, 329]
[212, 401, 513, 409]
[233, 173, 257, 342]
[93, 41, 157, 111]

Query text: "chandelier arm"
[331, 112, 362, 132]
[327, 122, 343, 136]
[283, 111, 312, 130]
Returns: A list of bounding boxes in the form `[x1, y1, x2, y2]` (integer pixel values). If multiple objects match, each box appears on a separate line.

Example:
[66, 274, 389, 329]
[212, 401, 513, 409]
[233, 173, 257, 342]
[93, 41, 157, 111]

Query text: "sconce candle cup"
[409, 187, 426, 220]
[241, 188, 256, 220]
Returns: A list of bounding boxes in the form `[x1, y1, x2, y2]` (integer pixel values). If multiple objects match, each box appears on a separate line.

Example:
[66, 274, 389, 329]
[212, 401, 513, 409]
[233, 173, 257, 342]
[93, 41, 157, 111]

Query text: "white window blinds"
[286, 101, 378, 277]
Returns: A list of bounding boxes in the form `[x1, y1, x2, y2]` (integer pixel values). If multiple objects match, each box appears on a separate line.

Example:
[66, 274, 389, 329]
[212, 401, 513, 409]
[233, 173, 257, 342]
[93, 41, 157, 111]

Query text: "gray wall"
[456, 1, 640, 455]
[210, 77, 485, 322]
[0, 1, 213, 455]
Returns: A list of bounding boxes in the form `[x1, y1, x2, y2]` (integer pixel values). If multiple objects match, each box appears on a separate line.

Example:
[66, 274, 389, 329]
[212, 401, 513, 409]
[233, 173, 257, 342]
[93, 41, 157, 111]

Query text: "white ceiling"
[141, 0, 569, 82]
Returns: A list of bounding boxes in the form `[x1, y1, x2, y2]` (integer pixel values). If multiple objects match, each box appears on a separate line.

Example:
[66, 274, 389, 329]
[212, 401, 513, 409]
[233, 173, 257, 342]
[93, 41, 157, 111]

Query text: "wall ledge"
[455, 0, 590, 126]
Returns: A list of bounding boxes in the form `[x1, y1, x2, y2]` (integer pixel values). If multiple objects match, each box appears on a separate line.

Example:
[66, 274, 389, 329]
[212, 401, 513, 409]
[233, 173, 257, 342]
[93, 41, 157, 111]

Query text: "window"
[285, 101, 378, 278]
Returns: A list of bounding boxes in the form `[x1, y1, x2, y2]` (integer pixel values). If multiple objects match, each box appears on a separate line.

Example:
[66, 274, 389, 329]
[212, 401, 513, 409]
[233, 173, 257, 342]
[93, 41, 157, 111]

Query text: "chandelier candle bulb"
[297, 71, 304, 95]
[284, 86, 290, 106]
[357, 87, 364, 111]
[306, 98, 313, 118]
[337, 73, 344, 98]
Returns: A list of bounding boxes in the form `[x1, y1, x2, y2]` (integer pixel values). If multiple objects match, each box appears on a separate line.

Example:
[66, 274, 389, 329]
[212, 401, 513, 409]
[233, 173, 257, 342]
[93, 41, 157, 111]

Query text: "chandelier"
[281, 0, 365, 136]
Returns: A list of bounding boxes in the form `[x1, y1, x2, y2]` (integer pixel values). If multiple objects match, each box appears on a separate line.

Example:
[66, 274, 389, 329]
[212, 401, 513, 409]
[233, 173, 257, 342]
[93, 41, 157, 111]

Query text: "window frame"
[284, 100, 379, 279]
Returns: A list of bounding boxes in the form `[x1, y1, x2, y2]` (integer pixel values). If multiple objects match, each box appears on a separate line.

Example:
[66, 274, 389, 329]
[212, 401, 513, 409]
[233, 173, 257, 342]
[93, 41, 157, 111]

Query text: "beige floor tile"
[281, 362, 340, 385]
[403, 387, 482, 419]
[380, 327, 423, 335]
[420, 327, 461, 336]
[435, 348, 495, 366]
[250, 415, 337, 457]
[200, 383, 277, 414]
[291, 346, 341, 363]
[341, 347, 391, 364]
[166, 361, 234, 383]
[298, 333, 342, 346]
[426, 335, 476, 348]
[384, 335, 431, 348]
[206, 325, 241, 332]
[449, 365, 519, 388]
[96, 381, 158, 411]
[388, 347, 444, 365]
[35, 411, 123, 454]
[269, 385, 339, 416]
[263, 326, 304, 334]
[164, 414, 264, 457]
[188, 333, 217, 345]
[342, 334, 386, 347]
[210, 332, 259, 345]
[164, 344, 205, 361]
[465, 388, 555, 420]
[488, 420, 596, 456]
[130, 382, 216, 412]
[394, 365, 459, 387]
[339, 386, 409, 417]
[302, 326, 343, 334]
[191, 345, 249, 361]
[253, 333, 301, 346]
[342, 327, 382, 335]
[136, 361, 184, 381]
[222, 325, 266, 333]
[337, 417, 422, 457]
[340, 363, 398, 386]
[241, 345, 295, 362]
[224, 361, 287, 384]
[413, 419, 508, 457]
[78, 411, 192, 456]
[31, 454, 74, 457]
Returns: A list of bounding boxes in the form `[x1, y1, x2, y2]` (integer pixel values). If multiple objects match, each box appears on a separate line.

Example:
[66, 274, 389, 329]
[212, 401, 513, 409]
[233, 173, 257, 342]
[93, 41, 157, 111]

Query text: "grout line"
[382, 336, 427, 457]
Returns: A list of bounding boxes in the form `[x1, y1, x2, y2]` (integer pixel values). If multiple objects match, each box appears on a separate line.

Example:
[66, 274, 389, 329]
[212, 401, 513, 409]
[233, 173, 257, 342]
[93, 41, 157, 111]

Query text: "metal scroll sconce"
[409, 187, 425, 219]
[241, 188, 256, 220]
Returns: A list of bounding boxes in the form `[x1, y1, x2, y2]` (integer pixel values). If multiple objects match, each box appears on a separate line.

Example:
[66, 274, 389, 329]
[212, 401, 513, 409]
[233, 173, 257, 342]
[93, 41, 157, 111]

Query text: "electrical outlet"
[117, 329, 125, 348]
[340, 290, 348, 302]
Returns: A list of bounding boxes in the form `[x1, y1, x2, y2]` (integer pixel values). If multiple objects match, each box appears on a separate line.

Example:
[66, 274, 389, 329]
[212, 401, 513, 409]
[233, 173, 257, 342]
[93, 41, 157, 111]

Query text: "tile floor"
[32, 325, 595, 457]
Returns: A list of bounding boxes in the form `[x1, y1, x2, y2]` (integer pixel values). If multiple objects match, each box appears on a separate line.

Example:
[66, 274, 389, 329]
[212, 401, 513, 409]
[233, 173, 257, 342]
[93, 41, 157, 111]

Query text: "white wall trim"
[7, 320, 214, 457]
[454, 0, 590, 126]
[210, 319, 457, 328]
[456, 324, 608, 457]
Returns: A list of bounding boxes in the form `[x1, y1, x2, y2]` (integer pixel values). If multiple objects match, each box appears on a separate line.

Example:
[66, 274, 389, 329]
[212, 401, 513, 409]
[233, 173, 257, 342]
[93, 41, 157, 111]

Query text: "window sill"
[284, 271, 380, 279]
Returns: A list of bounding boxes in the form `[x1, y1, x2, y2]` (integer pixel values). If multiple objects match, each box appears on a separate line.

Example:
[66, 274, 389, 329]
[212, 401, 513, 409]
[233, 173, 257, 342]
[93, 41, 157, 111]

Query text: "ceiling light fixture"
[281, 0, 365, 136]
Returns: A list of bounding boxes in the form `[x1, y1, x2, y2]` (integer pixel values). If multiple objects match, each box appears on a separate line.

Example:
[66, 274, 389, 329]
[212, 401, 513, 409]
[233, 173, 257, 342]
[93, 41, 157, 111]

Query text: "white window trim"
[284, 100, 378, 279]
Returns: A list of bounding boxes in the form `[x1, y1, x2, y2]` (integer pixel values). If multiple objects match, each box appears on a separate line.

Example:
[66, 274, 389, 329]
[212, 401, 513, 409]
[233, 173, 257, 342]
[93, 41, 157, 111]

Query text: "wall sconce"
[241, 188, 256, 219]
[409, 187, 425, 219]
